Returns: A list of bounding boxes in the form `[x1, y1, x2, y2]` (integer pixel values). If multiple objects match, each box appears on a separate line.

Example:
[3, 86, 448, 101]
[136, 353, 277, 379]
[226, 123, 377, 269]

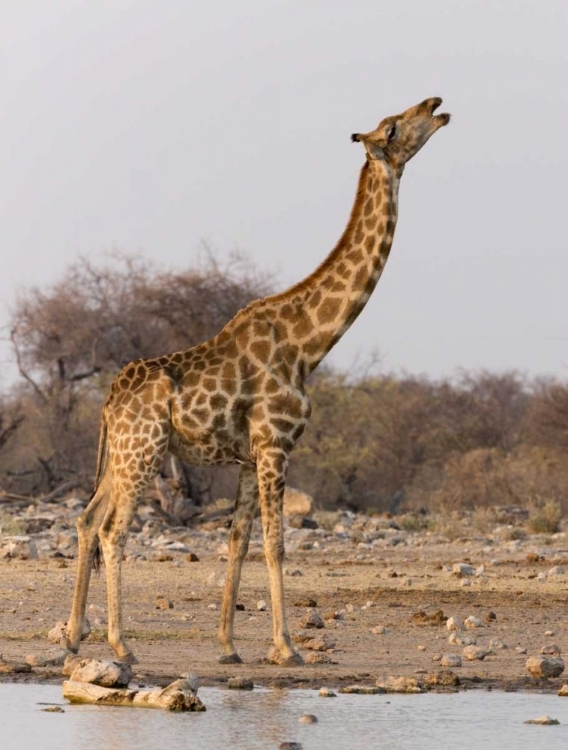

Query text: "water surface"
[4, 683, 568, 750]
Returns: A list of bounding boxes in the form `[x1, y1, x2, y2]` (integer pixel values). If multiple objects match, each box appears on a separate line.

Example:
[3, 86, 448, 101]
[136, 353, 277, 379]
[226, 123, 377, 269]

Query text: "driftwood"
[63, 676, 205, 711]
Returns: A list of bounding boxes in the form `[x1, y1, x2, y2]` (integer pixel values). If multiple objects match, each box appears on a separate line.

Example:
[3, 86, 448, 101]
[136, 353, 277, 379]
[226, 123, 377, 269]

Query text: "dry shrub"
[527, 500, 562, 534]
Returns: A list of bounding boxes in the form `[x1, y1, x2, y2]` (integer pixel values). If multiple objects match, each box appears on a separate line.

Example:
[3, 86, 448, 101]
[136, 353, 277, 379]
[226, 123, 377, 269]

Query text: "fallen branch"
[63, 676, 205, 711]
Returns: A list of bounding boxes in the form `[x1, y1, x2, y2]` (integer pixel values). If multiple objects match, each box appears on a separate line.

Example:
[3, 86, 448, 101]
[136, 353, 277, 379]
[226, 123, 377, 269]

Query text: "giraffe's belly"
[168, 429, 247, 467]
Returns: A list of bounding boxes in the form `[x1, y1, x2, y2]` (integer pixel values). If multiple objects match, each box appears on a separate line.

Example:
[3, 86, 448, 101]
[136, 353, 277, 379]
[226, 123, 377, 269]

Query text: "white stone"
[256, 600, 267, 611]
[463, 645, 490, 661]
[453, 563, 474, 577]
[440, 654, 462, 668]
[464, 615, 483, 629]
[548, 566, 565, 576]
[446, 616, 465, 632]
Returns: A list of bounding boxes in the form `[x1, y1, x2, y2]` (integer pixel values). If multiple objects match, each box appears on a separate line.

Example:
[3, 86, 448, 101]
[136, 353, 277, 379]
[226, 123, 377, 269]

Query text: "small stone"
[318, 687, 336, 697]
[544, 630, 555, 637]
[460, 578, 472, 587]
[256, 600, 268, 612]
[524, 715, 560, 725]
[557, 684, 568, 696]
[547, 566, 565, 576]
[371, 625, 389, 635]
[227, 677, 254, 690]
[526, 655, 565, 678]
[207, 603, 218, 611]
[299, 714, 318, 724]
[62, 654, 83, 676]
[47, 621, 67, 645]
[41, 706, 64, 713]
[304, 652, 334, 664]
[485, 612, 497, 623]
[186, 552, 199, 562]
[537, 572, 546, 582]
[431, 653, 443, 662]
[294, 598, 317, 608]
[449, 632, 476, 646]
[285, 568, 303, 577]
[446, 616, 465, 632]
[541, 644, 561, 655]
[25, 649, 68, 668]
[452, 563, 474, 577]
[303, 637, 335, 652]
[516, 647, 527, 655]
[279, 743, 303, 750]
[464, 616, 483, 629]
[300, 610, 324, 629]
[463, 646, 490, 661]
[155, 596, 174, 610]
[417, 645, 426, 651]
[489, 639, 508, 652]
[440, 654, 462, 668]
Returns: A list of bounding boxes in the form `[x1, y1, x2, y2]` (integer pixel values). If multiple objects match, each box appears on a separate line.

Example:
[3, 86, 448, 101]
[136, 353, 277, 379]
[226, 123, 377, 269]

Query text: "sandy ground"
[1, 528, 568, 692]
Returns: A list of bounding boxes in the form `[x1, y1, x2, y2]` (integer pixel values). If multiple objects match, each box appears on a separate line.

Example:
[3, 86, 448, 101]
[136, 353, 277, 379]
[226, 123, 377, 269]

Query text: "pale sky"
[2, 0, 567, 389]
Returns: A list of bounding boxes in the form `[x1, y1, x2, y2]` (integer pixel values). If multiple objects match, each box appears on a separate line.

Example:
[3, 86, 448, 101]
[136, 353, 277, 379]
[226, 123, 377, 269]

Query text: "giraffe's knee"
[264, 538, 285, 565]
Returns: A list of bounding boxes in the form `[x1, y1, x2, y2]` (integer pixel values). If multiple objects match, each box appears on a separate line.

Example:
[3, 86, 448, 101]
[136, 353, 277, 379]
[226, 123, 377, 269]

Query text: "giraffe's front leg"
[218, 464, 259, 664]
[257, 449, 304, 667]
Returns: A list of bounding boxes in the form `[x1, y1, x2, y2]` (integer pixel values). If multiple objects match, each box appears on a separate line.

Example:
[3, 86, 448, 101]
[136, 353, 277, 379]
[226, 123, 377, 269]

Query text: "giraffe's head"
[351, 97, 450, 173]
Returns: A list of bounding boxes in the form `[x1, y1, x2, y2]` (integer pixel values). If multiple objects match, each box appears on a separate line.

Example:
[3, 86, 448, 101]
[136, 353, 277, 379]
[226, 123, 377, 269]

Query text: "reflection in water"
[4, 683, 568, 750]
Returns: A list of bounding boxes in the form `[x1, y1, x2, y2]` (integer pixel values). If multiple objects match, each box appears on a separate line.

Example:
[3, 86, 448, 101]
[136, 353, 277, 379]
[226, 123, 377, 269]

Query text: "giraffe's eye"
[387, 125, 397, 143]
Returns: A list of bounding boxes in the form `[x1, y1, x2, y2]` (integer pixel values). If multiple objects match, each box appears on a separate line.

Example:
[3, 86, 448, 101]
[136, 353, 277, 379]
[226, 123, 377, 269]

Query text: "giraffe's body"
[65, 97, 450, 665]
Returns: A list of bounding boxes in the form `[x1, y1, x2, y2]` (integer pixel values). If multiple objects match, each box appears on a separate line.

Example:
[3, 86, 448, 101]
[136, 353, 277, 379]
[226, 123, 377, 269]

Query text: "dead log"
[62, 676, 205, 711]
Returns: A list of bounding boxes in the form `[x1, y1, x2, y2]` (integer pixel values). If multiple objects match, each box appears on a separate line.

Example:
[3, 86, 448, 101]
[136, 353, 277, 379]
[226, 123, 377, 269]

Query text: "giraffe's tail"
[91, 414, 109, 574]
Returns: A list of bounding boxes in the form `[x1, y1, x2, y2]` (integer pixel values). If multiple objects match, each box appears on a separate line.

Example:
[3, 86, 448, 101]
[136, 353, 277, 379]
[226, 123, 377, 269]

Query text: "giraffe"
[64, 96, 450, 667]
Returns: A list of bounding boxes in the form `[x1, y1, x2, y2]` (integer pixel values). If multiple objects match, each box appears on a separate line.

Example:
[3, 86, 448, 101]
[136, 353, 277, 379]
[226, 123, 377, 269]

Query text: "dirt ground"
[1, 532, 568, 692]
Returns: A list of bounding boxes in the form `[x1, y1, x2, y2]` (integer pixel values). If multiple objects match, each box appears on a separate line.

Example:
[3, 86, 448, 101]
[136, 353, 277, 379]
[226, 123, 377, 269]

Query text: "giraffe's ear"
[351, 133, 361, 143]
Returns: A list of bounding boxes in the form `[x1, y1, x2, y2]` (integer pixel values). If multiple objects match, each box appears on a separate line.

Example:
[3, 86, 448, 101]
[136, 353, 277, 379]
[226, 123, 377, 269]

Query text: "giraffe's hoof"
[268, 647, 305, 667]
[61, 637, 78, 654]
[115, 651, 139, 666]
[218, 653, 244, 665]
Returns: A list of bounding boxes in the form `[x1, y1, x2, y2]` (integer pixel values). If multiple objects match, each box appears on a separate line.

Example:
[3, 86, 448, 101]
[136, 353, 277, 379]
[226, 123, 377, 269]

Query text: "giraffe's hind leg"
[218, 463, 259, 663]
[64, 470, 112, 653]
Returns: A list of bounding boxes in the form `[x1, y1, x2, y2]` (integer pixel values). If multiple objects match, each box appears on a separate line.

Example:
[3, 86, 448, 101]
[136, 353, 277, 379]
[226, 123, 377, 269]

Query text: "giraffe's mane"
[225, 161, 370, 329]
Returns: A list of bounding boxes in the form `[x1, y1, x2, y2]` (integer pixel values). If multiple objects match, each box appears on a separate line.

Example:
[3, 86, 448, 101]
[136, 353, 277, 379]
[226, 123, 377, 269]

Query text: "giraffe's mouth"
[430, 98, 450, 125]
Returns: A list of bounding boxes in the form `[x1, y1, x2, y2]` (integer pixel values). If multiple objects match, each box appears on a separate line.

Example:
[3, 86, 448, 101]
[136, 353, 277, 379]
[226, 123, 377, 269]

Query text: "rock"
[299, 714, 318, 724]
[526, 655, 565, 678]
[431, 653, 443, 662]
[42, 706, 65, 713]
[186, 552, 200, 562]
[453, 563, 474, 577]
[318, 687, 336, 697]
[524, 716, 560, 725]
[62, 654, 83, 676]
[485, 611, 497, 623]
[294, 598, 317, 608]
[303, 637, 335, 652]
[304, 652, 334, 664]
[516, 646, 527, 655]
[0, 661, 32, 674]
[283, 487, 313, 517]
[446, 616, 465, 632]
[541, 644, 561, 655]
[462, 646, 490, 661]
[417, 645, 426, 651]
[489, 639, 508, 652]
[70, 659, 132, 688]
[557, 684, 568, 696]
[227, 677, 254, 690]
[371, 625, 389, 635]
[544, 630, 555, 637]
[376, 676, 423, 694]
[548, 566, 565, 576]
[339, 685, 384, 694]
[279, 743, 303, 750]
[300, 610, 324, 629]
[48, 621, 68, 645]
[449, 632, 476, 647]
[26, 649, 68, 668]
[257, 600, 268, 612]
[410, 610, 446, 626]
[460, 579, 472, 587]
[285, 568, 303, 577]
[464, 616, 483, 629]
[425, 670, 460, 687]
[0, 536, 38, 560]
[155, 596, 174, 610]
[440, 654, 462, 668]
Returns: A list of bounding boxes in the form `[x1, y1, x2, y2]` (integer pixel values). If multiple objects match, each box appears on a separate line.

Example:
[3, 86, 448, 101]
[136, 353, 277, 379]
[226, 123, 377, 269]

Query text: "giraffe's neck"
[272, 158, 400, 374]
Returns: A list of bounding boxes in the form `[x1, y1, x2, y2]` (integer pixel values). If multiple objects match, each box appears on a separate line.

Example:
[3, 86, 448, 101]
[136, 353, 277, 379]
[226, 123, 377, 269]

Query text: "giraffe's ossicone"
[64, 97, 450, 666]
